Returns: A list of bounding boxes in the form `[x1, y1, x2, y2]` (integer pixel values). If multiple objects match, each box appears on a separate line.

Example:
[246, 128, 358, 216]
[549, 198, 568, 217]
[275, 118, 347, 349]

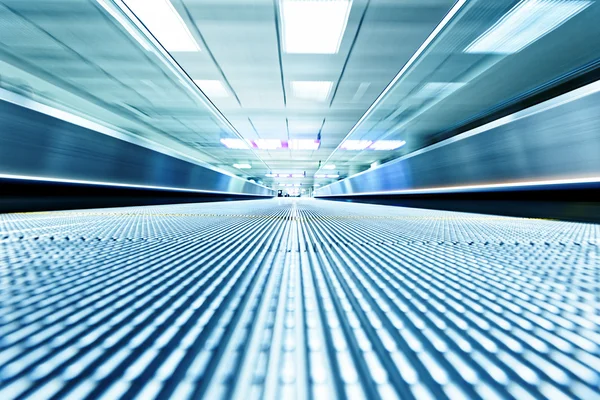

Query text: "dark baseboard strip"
[0, 178, 272, 213]
[319, 186, 600, 223]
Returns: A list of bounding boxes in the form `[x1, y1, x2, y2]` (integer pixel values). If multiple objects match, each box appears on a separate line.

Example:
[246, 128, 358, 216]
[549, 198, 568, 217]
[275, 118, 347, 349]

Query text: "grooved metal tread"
[1, 199, 599, 400]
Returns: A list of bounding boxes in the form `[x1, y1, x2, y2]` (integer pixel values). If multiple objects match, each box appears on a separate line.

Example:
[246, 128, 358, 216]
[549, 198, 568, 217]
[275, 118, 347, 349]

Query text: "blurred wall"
[0, 93, 274, 198]
[315, 81, 600, 197]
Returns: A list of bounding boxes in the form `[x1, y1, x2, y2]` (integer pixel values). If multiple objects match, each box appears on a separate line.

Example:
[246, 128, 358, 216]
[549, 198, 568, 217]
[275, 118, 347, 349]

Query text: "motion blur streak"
[1, 0, 600, 400]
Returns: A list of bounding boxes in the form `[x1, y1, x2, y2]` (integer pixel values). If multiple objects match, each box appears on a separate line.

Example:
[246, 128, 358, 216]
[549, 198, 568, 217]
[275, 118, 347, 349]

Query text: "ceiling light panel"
[280, 0, 352, 54]
[340, 140, 372, 150]
[291, 81, 333, 101]
[369, 140, 406, 151]
[465, 0, 591, 54]
[220, 138, 250, 149]
[194, 80, 229, 98]
[253, 139, 284, 150]
[233, 163, 251, 169]
[124, 0, 200, 52]
[288, 139, 321, 150]
[323, 164, 336, 170]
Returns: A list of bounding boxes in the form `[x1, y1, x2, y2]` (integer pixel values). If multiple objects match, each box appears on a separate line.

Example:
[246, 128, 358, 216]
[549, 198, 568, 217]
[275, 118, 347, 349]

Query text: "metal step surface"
[1, 199, 599, 400]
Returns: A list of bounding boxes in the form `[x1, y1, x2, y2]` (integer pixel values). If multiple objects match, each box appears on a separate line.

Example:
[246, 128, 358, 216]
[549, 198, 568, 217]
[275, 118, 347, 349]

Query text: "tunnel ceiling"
[0, 0, 599, 191]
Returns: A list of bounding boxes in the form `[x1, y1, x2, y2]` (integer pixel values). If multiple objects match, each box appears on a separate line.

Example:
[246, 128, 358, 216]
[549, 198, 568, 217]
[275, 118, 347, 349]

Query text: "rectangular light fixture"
[123, 0, 200, 52]
[291, 81, 333, 101]
[291, 173, 305, 178]
[233, 163, 251, 169]
[465, 0, 591, 54]
[369, 140, 406, 151]
[253, 139, 283, 150]
[288, 139, 321, 150]
[293, 183, 302, 187]
[314, 174, 339, 178]
[340, 140, 372, 150]
[194, 80, 229, 98]
[220, 138, 250, 149]
[323, 164, 336, 170]
[280, 0, 352, 54]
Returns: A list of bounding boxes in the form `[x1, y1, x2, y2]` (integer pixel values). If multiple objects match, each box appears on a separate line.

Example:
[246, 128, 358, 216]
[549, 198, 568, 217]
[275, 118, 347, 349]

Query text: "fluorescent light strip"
[96, 0, 152, 50]
[223, 138, 321, 151]
[323, 164, 336, 170]
[291, 81, 333, 101]
[340, 140, 372, 150]
[466, 0, 591, 54]
[314, 174, 340, 178]
[281, 0, 352, 54]
[315, 176, 600, 197]
[233, 163, 252, 169]
[253, 139, 283, 150]
[266, 173, 305, 178]
[288, 139, 321, 150]
[369, 140, 406, 151]
[316, 0, 467, 173]
[221, 138, 250, 149]
[123, 0, 200, 52]
[0, 174, 274, 196]
[194, 80, 229, 98]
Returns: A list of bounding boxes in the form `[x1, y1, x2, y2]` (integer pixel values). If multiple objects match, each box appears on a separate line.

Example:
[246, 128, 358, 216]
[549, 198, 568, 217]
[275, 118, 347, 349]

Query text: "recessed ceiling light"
[220, 138, 250, 149]
[340, 140, 372, 150]
[288, 139, 321, 150]
[465, 0, 591, 54]
[280, 0, 352, 54]
[369, 140, 406, 151]
[291, 81, 333, 101]
[323, 164, 336, 170]
[314, 174, 339, 178]
[291, 173, 306, 178]
[123, 0, 200, 52]
[194, 80, 229, 98]
[233, 163, 251, 169]
[253, 139, 283, 150]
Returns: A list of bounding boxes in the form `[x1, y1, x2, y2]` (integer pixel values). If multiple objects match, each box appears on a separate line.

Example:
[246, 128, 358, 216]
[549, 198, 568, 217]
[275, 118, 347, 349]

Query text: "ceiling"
[0, 0, 598, 193]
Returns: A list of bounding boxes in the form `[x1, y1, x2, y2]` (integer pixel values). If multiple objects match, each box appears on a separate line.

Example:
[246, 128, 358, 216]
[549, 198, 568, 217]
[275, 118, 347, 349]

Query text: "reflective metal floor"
[1, 199, 599, 400]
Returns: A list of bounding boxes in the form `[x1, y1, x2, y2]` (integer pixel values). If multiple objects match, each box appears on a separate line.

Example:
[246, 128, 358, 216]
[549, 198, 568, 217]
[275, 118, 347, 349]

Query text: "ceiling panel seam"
[328, 0, 371, 108]
[175, 0, 243, 108]
[111, 0, 272, 170]
[315, 0, 468, 176]
[272, 0, 287, 107]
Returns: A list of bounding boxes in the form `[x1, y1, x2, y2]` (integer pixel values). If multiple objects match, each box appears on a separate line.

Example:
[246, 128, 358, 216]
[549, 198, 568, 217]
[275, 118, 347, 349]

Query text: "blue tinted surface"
[1, 199, 599, 399]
